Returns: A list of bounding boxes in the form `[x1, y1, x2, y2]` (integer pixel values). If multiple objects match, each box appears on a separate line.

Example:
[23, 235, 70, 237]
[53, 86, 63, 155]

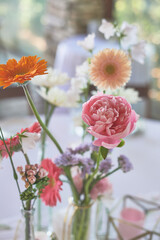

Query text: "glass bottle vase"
[20, 208, 35, 240]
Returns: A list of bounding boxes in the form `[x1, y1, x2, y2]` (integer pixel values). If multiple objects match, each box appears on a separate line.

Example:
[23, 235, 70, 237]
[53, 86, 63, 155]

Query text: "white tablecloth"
[0, 114, 160, 239]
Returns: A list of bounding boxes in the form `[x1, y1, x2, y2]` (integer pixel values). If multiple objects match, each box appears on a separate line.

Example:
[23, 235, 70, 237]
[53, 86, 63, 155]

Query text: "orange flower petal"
[0, 56, 47, 89]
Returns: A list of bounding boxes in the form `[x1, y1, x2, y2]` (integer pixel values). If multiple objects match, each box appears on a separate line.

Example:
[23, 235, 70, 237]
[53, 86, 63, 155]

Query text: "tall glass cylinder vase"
[36, 140, 54, 236]
[17, 209, 35, 240]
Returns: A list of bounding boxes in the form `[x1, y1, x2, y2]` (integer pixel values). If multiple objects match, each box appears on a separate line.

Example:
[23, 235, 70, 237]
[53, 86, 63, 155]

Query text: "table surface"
[0, 114, 160, 239]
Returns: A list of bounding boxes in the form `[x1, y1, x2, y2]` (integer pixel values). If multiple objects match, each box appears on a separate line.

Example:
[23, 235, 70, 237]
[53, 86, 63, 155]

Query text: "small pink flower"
[73, 173, 83, 194]
[28, 175, 36, 184]
[25, 165, 31, 171]
[31, 165, 38, 171]
[90, 178, 112, 200]
[82, 94, 138, 149]
[38, 167, 48, 179]
[27, 169, 36, 176]
[21, 175, 26, 181]
[17, 166, 23, 172]
[25, 181, 30, 188]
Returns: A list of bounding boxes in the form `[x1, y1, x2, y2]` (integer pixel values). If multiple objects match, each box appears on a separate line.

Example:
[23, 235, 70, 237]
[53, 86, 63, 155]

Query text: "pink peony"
[73, 173, 83, 194]
[90, 178, 112, 200]
[82, 94, 138, 149]
[40, 159, 63, 206]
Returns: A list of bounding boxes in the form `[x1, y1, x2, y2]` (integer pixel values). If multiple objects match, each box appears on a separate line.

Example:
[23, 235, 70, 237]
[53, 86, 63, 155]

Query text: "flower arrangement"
[0, 122, 62, 240]
[0, 19, 146, 240]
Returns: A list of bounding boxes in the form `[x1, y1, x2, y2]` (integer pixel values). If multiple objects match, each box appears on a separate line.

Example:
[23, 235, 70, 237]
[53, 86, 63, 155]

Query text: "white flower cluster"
[32, 67, 70, 87]
[99, 19, 146, 64]
[77, 20, 146, 64]
[77, 33, 95, 52]
[32, 68, 81, 108]
[92, 87, 141, 104]
[75, 60, 90, 90]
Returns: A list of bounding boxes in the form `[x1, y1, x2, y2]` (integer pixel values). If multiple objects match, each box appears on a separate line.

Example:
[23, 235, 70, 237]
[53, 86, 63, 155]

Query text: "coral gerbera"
[0, 56, 47, 89]
[40, 159, 62, 206]
[0, 136, 20, 160]
[89, 49, 131, 90]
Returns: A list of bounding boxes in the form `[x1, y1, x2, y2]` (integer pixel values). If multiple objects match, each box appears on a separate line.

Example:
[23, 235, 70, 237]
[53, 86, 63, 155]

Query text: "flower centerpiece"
[0, 19, 146, 240]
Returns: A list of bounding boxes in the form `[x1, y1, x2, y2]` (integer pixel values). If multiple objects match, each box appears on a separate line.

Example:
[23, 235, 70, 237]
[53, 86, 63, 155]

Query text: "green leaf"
[117, 139, 125, 148]
[20, 186, 36, 201]
[100, 146, 109, 159]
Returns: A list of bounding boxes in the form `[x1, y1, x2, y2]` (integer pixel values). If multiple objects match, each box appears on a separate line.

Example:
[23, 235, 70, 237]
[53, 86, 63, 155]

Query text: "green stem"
[0, 128, 25, 209]
[46, 104, 55, 126]
[101, 167, 121, 180]
[89, 167, 121, 193]
[21, 150, 31, 165]
[65, 167, 79, 204]
[25, 199, 31, 210]
[40, 104, 56, 161]
[84, 148, 101, 204]
[23, 85, 63, 154]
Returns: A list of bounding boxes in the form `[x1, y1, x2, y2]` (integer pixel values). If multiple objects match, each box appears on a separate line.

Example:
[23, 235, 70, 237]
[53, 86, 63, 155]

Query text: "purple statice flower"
[118, 155, 133, 173]
[90, 143, 99, 152]
[55, 150, 79, 167]
[54, 150, 94, 176]
[80, 157, 94, 176]
[68, 143, 90, 155]
[99, 158, 112, 174]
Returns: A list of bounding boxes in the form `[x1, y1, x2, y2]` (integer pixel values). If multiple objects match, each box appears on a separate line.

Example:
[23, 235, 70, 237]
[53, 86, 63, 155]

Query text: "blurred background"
[0, 0, 160, 120]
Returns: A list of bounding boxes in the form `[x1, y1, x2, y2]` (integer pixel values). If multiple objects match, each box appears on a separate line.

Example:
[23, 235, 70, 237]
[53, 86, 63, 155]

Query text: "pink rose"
[90, 178, 112, 200]
[82, 94, 138, 149]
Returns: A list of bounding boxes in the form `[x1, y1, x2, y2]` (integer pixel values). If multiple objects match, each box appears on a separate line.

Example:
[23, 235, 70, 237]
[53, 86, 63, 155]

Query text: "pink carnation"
[40, 159, 63, 206]
[20, 122, 41, 134]
[0, 136, 20, 159]
[82, 94, 138, 149]
[28, 122, 41, 133]
[0, 122, 41, 160]
[90, 178, 112, 200]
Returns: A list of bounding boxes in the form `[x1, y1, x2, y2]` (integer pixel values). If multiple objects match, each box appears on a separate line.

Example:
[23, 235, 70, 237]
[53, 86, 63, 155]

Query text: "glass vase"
[63, 201, 96, 240]
[95, 199, 110, 240]
[21, 208, 35, 240]
[36, 140, 54, 234]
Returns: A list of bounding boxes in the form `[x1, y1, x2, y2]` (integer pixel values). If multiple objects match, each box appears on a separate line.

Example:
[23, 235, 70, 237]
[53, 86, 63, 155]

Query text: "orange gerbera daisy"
[89, 49, 131, 90]
[0, 56, 47, 89]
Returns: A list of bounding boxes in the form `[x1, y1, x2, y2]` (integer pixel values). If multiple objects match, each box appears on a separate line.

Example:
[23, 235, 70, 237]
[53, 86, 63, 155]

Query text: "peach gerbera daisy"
[0, 56, 47, 89]
[89, 49, 131, 89]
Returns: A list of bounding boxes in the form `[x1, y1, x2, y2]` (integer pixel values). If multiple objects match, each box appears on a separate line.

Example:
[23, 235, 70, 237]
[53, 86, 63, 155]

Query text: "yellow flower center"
[105, 64, 115, 75]
[50, 177, 55, 187]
